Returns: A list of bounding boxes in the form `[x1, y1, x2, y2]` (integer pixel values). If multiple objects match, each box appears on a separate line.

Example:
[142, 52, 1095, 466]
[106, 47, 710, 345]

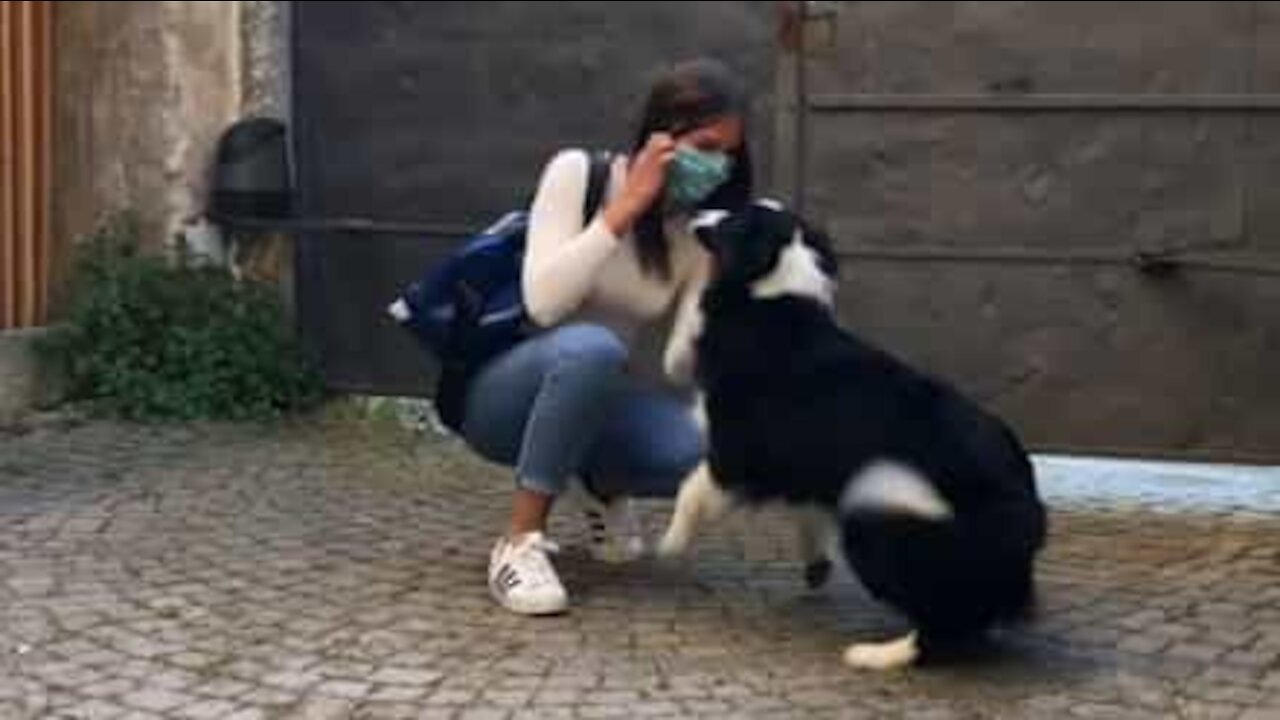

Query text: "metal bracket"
[778, 1, 838, 54]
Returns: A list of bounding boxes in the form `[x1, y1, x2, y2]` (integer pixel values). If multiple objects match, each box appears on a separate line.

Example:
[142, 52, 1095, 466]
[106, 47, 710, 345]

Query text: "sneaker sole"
[587, 539, 647, 565]
[491, 589, 569, 616]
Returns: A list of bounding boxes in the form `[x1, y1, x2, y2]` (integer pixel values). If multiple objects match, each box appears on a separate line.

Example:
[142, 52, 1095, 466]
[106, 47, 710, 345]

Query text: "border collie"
[657, 201, 1048, 671]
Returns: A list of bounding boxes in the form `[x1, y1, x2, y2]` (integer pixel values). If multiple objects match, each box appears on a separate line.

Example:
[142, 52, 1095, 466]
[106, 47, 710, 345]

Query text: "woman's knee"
[546, 323, 628, 370]
[637, 418, 706, 496]
[663, 424, 706, 480]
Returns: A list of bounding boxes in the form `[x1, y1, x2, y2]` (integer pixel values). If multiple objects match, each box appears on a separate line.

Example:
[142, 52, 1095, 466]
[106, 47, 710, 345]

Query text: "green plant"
[36, 214, 324, 421]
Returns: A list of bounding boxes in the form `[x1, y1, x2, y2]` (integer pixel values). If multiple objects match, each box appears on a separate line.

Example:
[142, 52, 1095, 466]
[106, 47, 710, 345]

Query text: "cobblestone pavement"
[2, 416, 1279, 719]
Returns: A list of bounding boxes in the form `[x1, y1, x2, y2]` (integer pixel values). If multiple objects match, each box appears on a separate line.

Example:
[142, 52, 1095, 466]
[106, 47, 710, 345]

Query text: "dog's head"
[691, 200, 838, 307]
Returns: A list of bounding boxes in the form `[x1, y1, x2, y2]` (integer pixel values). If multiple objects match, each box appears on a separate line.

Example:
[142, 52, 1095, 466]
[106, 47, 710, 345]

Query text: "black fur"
[691, 203, 1048, 660]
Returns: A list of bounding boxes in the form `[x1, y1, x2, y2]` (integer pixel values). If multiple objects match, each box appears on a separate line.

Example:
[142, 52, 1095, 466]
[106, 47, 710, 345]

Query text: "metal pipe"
[212, 214, 474, 238]
[834, 245, 1280, 276]
[793, 0, 809, 215]
[809, 93, 1280, 113]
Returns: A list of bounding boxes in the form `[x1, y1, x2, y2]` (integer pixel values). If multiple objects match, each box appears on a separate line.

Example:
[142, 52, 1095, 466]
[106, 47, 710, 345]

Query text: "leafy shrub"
[36, 215, 324, 420]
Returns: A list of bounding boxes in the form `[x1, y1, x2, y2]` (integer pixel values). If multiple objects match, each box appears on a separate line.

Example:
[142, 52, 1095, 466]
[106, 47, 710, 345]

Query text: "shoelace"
[506, 535, 561, 588]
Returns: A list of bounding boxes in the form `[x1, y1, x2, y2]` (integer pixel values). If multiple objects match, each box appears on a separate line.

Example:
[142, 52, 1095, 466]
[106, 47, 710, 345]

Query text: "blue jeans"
[459, 323, 703, 498]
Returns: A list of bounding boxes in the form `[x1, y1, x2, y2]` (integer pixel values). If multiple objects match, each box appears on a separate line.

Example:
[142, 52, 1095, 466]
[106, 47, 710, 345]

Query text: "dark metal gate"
[790, 1, 1280, 461]
[294, 2, 1280, 461]
[291, 1, 774, 395]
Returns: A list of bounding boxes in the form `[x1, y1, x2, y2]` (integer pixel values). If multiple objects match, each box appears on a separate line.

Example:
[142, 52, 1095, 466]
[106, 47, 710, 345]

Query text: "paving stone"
[3, 418, 1279, 719]
[119, 688, 195, 713]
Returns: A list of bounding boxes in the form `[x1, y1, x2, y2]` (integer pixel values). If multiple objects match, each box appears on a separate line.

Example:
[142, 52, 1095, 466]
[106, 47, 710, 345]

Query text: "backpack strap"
[582, 150, 612, 224]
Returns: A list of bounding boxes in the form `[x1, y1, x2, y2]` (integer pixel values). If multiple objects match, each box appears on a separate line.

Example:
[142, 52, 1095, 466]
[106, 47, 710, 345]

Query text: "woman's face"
[676, 115, 743, 154]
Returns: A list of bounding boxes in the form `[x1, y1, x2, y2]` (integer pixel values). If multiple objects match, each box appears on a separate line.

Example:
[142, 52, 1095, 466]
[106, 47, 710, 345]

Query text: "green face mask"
[665, 145, 733, 210]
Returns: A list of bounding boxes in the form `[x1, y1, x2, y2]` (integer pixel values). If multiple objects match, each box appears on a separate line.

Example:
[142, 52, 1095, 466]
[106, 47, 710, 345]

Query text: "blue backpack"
[390, 150, 612, 424]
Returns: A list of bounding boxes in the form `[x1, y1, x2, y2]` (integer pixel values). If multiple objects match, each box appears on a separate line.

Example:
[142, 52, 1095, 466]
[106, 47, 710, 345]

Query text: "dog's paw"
[842, 632, 919, 671]
[803, 559, 832, 589]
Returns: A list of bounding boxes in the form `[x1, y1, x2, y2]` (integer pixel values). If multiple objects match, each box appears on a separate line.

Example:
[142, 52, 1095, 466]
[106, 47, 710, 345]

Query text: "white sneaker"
[578, 485, 647, 564]
[488, 532, 569, 615]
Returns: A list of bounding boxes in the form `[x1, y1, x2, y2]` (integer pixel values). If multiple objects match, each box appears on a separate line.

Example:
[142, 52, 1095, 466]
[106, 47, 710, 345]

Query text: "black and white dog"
[657, 201, 1048, 671]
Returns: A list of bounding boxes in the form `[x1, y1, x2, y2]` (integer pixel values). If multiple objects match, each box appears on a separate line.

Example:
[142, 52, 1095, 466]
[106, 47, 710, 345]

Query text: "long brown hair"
[630, 59, 754, 279]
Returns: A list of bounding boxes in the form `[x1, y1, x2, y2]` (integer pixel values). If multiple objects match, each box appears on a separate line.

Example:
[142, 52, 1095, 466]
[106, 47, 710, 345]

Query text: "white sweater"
[522, 149, 706, 387]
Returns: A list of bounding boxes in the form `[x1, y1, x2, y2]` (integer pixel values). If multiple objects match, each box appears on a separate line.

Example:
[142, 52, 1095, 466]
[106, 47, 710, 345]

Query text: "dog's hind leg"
[843, 631, 920, 671]
[797, 507, 834, 589]
[657, 462, 732, 557]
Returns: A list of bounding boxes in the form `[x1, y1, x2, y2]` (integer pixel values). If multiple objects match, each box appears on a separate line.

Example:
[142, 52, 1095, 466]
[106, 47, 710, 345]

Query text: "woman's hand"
[602, 132, 677, 236]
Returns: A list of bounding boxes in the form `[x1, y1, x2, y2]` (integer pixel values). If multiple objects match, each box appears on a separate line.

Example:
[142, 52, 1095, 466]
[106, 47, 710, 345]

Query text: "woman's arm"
[523, 135, 677, 327]
[522, 150, 623, 327]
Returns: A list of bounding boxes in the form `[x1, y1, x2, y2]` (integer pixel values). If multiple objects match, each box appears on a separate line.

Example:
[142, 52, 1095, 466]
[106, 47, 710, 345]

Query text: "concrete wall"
[48, 0, 292, 294]
[240, 0, 290, 121]
[54, 1, 244, 257]
[0, 325, 60, 420]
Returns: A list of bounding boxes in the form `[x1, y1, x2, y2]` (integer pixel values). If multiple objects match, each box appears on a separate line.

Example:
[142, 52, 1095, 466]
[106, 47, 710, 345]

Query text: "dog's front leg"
[797, 507, 834, 589]
[657, 462, 732, 557]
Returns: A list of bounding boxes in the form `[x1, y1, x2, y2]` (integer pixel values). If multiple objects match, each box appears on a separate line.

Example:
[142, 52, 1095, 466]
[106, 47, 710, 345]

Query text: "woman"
[457, 58, 754, 614]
